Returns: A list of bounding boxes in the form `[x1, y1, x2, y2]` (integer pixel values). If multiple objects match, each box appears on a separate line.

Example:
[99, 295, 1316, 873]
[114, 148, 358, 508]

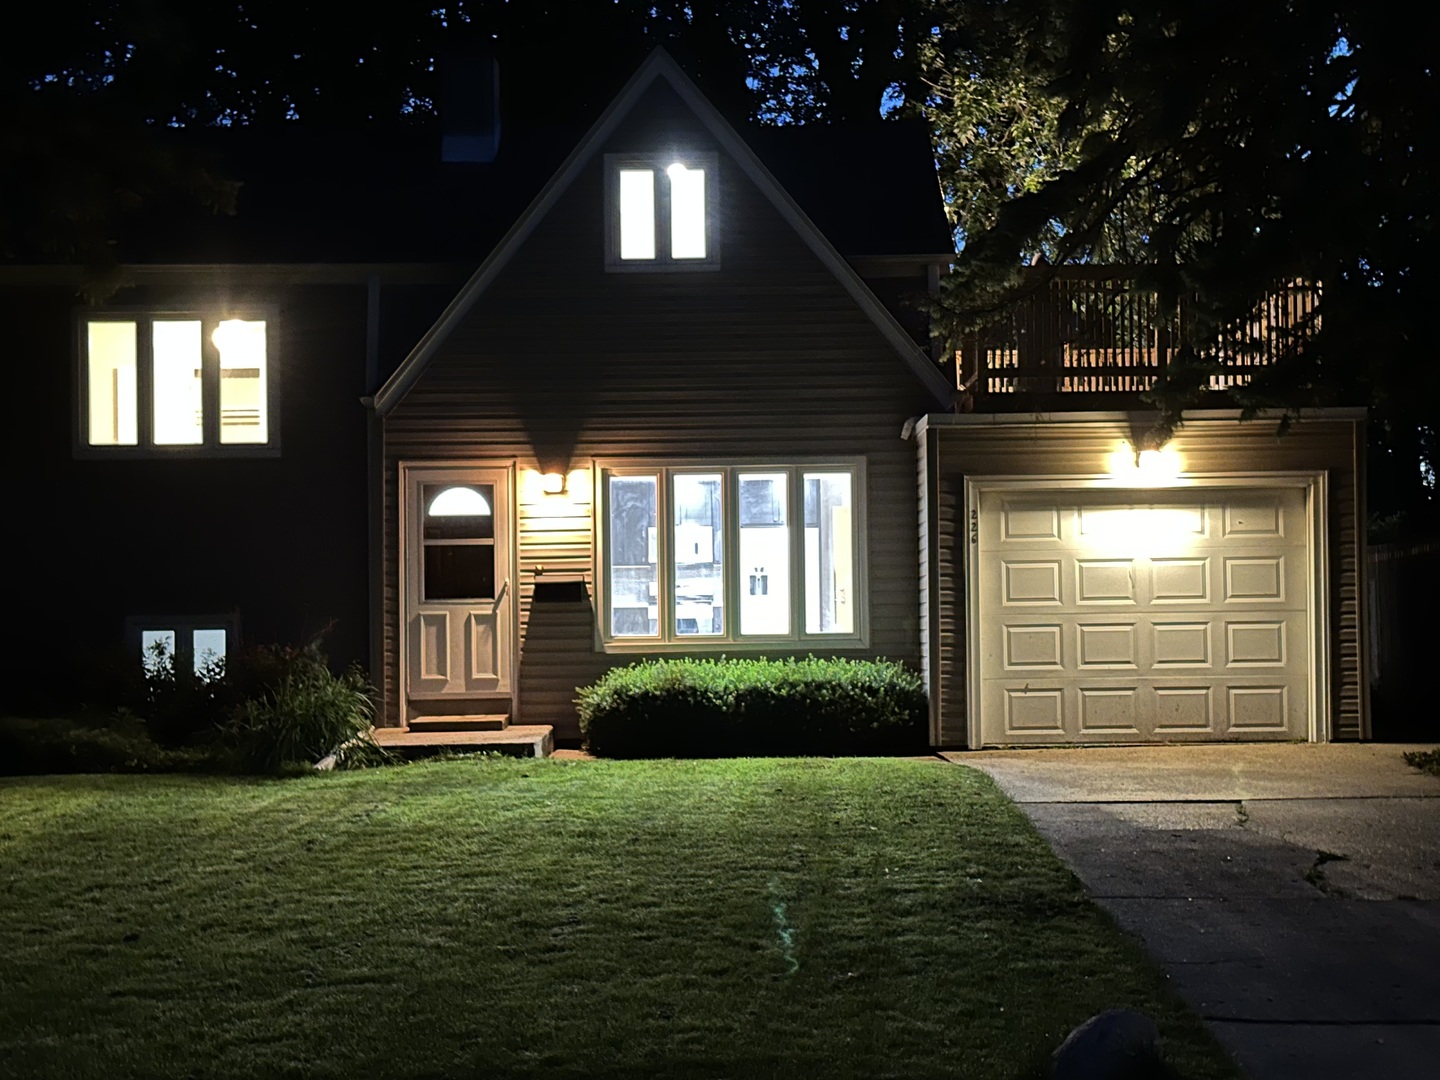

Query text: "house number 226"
[969, 509, 979, 545]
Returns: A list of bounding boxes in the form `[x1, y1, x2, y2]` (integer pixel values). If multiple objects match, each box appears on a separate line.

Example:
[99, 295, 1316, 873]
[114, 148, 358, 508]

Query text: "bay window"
[599, 462, 864, 646]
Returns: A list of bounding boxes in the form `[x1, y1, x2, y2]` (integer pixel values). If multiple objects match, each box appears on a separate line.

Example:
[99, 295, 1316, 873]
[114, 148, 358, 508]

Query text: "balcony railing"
[956, 268, 1319, 397]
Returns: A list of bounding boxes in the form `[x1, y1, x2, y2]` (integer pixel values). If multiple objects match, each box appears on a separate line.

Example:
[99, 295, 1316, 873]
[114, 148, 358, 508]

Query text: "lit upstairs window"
[606, 153, 718, 271]
[79, 313, 276, 456]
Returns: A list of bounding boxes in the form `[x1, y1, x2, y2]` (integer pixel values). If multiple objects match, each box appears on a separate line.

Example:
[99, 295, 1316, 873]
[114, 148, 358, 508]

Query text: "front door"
[402, 464, 514, 718]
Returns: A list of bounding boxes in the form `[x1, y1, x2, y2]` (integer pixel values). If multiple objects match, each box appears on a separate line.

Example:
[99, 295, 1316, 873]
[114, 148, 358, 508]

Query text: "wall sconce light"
[541, 472, 567, 495]
[1107, 440, 1183, 485]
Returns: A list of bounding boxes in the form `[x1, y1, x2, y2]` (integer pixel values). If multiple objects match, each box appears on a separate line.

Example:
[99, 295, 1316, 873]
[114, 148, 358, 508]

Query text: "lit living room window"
[80, 314, 274, 454]
[607, 153, 717, 270]
[599, 462, 864, 646]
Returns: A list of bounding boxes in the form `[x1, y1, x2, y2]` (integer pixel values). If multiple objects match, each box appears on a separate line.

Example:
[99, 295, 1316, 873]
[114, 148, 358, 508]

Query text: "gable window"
[80, 313, 275, 455]
[597, 461, 864, 646]
[605, 153, 718, 270]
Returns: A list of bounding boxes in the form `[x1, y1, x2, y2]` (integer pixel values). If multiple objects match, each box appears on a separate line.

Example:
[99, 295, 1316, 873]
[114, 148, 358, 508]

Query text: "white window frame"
[74, 308, 280, 458]
[124, 613, 239, 678]
[594, 458, 868, 650]
[603, 152, 720, 272]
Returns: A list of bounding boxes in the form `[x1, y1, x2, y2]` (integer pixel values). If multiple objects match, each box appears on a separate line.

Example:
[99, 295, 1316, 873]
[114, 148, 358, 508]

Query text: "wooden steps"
[373, 723, 553, 759]
[406, 715, 511, 733]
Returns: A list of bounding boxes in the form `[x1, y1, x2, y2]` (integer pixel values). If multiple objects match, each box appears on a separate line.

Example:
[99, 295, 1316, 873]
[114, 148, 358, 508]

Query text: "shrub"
[222, 645, 381, 773]
[576, 657, 927, 758]
[0, 714, 218, 776]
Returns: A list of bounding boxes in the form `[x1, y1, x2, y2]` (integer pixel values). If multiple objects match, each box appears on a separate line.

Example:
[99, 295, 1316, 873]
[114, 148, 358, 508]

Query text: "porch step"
[406, 714, 511, 732]
[373, 724, 553, 759]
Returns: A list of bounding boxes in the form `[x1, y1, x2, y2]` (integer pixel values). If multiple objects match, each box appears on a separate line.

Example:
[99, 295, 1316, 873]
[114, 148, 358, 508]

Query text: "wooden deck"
[957, 269, 1319, 400]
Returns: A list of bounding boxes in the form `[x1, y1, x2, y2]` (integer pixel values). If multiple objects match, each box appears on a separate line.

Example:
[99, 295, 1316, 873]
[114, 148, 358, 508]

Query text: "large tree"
[917, 0, 1439, 525]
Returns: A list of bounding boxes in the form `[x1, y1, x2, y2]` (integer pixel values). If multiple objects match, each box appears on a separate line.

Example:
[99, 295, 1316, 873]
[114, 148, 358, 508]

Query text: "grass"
[0, 758, 1241, 1079]
[1403, 748, 1440, 776]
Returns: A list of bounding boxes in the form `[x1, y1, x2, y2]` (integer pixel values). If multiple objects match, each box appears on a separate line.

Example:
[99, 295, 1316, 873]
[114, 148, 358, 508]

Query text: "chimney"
[441, 49, 501, 163]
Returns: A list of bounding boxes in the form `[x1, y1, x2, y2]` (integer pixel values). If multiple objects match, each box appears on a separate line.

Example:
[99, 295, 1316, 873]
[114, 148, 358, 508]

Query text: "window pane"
[738, 472, 788, 635]
[424, 484, 494, 540]
[668, 164, 706, 259]
[608, 476, 658, 636]
[192, 629, 227, 677]
[87, 322, 138, 445]
[424, 545, 495, 600]
[216, 319, 267, 444]
[141, 630, 176, 676]
[153, 320, 203, 445]
[674, 473, 723, 636]
[804, 472, 855, 634]
[618, 168, 656, 260]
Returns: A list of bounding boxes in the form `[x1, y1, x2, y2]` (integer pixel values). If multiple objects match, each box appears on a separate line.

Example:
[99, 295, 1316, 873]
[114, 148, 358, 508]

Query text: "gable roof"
[372, 48, 955, 415]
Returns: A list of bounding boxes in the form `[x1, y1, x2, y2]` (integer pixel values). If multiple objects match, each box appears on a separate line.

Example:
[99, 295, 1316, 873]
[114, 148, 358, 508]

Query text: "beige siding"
[381, 80, 940, 737]
[926, 413, 1366, 746]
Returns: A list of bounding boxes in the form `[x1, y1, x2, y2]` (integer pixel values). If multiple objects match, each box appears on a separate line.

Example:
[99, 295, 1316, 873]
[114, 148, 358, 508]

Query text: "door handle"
[495, 579, 510, 605]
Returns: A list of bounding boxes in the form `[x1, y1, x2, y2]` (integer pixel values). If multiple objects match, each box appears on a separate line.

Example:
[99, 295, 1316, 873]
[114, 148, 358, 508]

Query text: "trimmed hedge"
[576, 657, 927, 758]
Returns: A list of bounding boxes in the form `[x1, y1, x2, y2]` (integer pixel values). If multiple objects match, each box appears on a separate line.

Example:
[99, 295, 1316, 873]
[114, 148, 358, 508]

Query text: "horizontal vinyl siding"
[381, 81, 940, 736]
[928, 416, 1365, 746]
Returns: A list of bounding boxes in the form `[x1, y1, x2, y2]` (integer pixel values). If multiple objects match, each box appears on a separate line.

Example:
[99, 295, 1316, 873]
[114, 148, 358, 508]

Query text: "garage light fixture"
[1107, 440, 1183, 486]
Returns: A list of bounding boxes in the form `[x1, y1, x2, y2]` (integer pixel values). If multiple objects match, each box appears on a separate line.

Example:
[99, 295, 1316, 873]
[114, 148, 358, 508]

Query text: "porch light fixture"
[541, 472, 567, 495]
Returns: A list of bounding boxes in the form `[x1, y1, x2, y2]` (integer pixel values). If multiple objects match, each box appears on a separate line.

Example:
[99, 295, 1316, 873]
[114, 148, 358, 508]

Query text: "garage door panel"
[1152, 622, 1212, 667]
[1002, 560, 1063, 604]
[978, 486, 1311, 745]
[1225, 620, 1289, 667]
[1003, 624, 1064, 669]
[1078, 687, 1140, 733]
[1151, 558, 1210, 603]
[1077, 560, 1137, 603]
[1077, 623, 1138, 668]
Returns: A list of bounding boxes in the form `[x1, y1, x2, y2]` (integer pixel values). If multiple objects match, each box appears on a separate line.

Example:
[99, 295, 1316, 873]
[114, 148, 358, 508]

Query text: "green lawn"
[0, 758, 1240, 1079]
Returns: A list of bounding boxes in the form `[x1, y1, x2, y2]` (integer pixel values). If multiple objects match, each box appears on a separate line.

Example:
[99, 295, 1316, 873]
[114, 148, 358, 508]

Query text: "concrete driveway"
[948, 743, 1440, 1080]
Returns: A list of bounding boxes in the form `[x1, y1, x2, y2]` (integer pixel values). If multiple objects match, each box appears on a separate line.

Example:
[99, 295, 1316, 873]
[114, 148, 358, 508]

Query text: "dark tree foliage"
[1, 1, 923, 279]
[923, 0, 1439, 523]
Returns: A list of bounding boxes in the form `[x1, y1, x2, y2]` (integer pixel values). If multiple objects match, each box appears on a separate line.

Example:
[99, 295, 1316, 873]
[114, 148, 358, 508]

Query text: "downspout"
[363, 274, 384, 710]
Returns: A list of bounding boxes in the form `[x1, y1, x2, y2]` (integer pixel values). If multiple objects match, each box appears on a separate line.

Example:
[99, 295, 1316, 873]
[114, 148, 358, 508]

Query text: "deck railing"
[957, 269, 1320, 396]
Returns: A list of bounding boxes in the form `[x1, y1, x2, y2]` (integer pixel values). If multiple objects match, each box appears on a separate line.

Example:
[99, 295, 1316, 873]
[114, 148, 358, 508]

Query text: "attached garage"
[915, 411, 1367, 748]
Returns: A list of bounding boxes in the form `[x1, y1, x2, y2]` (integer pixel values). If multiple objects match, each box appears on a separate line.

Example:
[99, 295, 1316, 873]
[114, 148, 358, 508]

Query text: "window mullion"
[201, 321, 220, 446]
[790, 466, 805, 642]
[659, 470, 674, 642]
[723, 468, 739, 643]
[137, 320, 155, 448]
[657, 174, 672, 263]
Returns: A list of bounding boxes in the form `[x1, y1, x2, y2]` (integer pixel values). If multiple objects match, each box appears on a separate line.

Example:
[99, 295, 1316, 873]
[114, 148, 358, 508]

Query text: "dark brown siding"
[926, 413, 1366, 746]
[1, 283, 375, 704]
[381, 81, 941, 736]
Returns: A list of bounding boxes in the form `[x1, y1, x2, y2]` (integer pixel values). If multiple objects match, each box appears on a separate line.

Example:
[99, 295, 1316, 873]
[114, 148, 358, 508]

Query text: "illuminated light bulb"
[541, 473, 566, 495]
[667, 162, 686, 179]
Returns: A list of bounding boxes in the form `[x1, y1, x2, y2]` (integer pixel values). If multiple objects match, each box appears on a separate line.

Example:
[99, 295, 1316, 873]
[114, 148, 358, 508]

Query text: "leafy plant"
[222, 645, 381, 774]
[576, 656, 927, 758]
[1403, 749, 1440, 777]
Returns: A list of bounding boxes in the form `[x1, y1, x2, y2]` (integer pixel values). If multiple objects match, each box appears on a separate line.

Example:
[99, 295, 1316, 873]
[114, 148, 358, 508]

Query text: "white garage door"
[974, 486, 1312, 745]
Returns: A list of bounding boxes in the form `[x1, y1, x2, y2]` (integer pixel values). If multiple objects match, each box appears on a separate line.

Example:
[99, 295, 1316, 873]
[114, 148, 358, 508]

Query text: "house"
[2, 49, 1367, 748]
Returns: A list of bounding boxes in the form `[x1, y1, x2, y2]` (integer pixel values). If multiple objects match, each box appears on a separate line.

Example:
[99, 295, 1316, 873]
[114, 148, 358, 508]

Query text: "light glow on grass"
[0, 760, 1243, 1080]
